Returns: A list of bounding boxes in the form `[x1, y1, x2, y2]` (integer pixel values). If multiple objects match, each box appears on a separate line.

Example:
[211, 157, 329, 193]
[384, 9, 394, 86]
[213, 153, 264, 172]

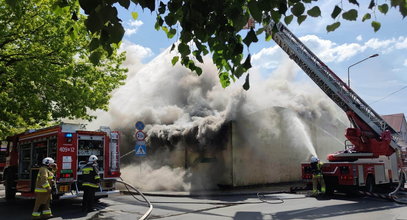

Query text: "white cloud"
[404, 59, 407, 67]
[125, 20, 144, 36]
[125, 28, 137, 36]
[251, 34, 407, 75]
[300, 35, 365, 62]
[395, 37, 407, 49]
[130, 20, 143, 27]
[356, 35, 363, 41]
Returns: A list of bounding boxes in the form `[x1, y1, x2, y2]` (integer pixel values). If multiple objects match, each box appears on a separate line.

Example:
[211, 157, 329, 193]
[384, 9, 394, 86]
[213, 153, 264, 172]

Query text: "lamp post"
[347, 53, 379, 87]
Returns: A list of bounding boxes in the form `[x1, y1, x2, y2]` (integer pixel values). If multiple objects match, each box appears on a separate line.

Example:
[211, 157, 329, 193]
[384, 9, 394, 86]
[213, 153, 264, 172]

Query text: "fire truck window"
[19, 143, 32, 179]
[32, 141, 47, 167]
[48, 138, 57, 160]
[0, 141, 7, 163]
[78, 139, 104, 170]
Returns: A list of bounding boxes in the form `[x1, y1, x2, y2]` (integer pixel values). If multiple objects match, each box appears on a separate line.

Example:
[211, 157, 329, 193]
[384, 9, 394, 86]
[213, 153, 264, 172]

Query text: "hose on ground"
[116, 179, 153, 220]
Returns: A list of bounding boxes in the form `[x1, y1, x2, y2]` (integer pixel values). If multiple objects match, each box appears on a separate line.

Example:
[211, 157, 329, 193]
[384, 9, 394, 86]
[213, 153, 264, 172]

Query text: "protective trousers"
[82, 186, 97, 212]
[312, 174, 326, 195]
[32, 192, 52, 219]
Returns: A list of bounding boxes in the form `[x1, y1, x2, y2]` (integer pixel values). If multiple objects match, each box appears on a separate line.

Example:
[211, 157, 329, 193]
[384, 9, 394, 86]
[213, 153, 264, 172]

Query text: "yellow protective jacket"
[35, 166, 54, 193]
[82, 163, 100, 188]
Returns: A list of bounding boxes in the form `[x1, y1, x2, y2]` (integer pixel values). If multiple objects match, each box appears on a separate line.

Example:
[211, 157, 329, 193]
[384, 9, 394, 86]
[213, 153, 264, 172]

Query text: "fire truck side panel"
[57, 132, 78, 183]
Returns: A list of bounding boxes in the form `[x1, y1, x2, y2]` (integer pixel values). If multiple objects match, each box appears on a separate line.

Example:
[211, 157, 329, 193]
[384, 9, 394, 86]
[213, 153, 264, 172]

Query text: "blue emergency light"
[64, 133, 73, 138]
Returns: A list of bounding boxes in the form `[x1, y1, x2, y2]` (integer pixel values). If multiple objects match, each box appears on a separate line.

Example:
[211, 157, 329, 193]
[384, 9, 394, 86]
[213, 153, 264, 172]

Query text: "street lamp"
[347, 53, 379, 87]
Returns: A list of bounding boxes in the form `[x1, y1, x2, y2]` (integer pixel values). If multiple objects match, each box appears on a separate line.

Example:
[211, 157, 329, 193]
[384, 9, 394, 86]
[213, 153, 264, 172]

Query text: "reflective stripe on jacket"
[82, 163, 100, 188]
[35, 166, 53, 193]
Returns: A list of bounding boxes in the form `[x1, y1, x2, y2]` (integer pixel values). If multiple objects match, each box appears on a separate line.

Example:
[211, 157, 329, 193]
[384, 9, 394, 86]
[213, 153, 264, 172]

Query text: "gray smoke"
[88, 43, 348, 191]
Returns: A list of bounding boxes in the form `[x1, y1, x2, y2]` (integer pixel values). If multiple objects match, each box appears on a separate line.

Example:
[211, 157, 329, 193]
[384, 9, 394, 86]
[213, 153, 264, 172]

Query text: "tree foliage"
[0, 0, 127, 138]
[67, 0, 405, 90]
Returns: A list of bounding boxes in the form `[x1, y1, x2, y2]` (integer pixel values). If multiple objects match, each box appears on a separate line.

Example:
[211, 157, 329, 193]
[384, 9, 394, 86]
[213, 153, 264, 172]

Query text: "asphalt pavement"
[1, 183, 407, 219]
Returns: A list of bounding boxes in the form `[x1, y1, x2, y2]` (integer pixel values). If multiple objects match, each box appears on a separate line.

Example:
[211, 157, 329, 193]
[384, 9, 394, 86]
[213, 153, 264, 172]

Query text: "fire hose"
[116, 178, 153, 220]
[388, 169, 407, 204]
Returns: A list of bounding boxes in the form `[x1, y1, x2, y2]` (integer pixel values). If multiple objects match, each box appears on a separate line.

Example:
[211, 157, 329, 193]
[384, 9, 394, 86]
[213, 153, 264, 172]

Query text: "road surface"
[1, 185, 407, 219]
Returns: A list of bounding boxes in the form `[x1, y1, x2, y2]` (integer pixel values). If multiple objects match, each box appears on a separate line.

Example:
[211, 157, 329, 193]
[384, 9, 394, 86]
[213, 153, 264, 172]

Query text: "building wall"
[226, 107, 347, 187]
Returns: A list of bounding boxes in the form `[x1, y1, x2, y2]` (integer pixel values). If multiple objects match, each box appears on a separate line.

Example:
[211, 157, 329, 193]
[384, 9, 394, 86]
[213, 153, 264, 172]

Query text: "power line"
[370, 85, 407, 105]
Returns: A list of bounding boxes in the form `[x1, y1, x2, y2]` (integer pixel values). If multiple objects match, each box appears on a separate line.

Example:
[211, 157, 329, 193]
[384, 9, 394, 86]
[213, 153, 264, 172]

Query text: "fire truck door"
[358, 165, 364, 186]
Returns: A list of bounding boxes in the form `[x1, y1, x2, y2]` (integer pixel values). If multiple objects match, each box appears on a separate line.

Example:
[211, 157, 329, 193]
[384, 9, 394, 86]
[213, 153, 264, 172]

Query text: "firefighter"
[310, 156, 326, 196]
[81, 155, 101, 212]
[32, 157, 56, 219]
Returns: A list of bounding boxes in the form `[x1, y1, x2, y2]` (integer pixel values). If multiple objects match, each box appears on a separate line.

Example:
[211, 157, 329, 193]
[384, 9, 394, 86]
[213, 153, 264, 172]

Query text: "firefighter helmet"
[42, 157, 55, 166]
[88, 155, 98, 163]
[310, 156, 319, 163]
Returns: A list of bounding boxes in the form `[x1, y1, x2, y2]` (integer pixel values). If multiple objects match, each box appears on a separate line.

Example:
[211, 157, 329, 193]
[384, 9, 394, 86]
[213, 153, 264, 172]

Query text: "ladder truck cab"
[262, 21, 407, 193]
[2, 123, 121, 200]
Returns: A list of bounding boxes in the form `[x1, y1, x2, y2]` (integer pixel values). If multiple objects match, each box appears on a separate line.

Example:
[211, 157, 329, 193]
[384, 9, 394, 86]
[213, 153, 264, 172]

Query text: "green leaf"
[348, 0, 359, 7]
[158, 1, 166, 14]
[256, 27, 265, 35]
[243, 28, 258, 47]
[167, 28, 176, 38]
[178, 43, 190, 56]
[118, 0, 130, 9]
[342, 9, 358, 21]
[171, 56, 179, 65]
[307, 6, 321, 17]
[291, 2, 305, 16]
[131, 12, 138, 20]
[371, 21, 381, 32]
[89, 51, 103, 65]
[378, 4, 389, 14]
[326, 22, 341, 32]
[248, 0, 262, 22]
[219, 72, 230, 88]
[165, 13, 177, 26]
[362, 13, 371, 22]
[243, 73, 250, 90]
[284, 15, 294, 25]
[368, 0, 375, 9]
[5, 0, 18, 8]
[89, 38, 100, 51]
[331, 5, 342, 19]
[243, 54, 252, 69]
[234, 66, 245, 78]
[297, 15, 307, 25]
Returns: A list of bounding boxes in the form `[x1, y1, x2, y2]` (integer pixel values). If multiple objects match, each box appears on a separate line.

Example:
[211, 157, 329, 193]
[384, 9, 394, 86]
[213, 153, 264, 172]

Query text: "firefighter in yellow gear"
[81, 155, 101, 212]
[310, 156, 326, 196]
[32, 157, 57, 219]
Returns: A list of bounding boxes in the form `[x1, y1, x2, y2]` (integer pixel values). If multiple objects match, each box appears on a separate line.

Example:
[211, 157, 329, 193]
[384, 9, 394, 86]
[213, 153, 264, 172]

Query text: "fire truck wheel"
[5, 173, 16, 200]
[365, 175, 375, 193]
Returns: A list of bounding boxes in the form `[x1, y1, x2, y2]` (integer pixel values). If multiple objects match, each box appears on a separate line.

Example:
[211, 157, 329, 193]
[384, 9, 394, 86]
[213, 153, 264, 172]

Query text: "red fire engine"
[264, 21, 406, 194]
[2, 123, 121, 200]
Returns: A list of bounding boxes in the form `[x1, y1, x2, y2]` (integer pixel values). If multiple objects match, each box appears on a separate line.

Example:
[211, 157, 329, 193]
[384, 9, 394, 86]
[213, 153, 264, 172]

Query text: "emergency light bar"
[64, 133, 73, 138]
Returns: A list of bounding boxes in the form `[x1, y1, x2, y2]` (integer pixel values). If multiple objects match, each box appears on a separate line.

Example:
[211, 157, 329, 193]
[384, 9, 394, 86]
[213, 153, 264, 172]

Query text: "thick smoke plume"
[89, 43, 348, 191]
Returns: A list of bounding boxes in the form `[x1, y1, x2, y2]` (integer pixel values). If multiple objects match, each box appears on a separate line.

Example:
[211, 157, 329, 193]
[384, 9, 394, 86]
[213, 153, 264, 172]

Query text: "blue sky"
[115, 3, 407, 117]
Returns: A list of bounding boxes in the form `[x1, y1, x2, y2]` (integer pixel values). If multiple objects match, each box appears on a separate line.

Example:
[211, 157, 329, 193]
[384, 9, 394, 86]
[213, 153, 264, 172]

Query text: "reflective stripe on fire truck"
[83, 182, 99, 188]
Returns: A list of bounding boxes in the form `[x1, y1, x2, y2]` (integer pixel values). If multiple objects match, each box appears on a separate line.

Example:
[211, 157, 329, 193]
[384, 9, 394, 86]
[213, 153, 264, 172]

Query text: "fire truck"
[263, 21, 406, 194]
[2, 123, 121, 200]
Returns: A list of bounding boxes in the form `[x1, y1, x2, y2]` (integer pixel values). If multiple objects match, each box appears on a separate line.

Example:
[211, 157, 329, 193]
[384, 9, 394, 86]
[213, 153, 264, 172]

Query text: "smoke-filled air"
[88, 41, 349, 192]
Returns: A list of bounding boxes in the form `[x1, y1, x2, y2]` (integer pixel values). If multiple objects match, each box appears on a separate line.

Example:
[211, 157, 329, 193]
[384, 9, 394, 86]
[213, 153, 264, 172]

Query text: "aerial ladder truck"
[263, 21, 407, 196]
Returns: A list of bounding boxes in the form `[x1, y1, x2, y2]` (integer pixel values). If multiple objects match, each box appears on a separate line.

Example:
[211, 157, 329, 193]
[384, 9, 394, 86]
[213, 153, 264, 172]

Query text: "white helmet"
[42, 157, 55, 165]
[310, 156, 319, 163]
[88, 155, 98, 163]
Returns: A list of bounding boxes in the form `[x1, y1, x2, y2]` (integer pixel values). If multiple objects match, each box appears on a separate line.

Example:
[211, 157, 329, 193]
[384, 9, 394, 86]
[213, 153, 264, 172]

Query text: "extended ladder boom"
[264, 22, 398, 151]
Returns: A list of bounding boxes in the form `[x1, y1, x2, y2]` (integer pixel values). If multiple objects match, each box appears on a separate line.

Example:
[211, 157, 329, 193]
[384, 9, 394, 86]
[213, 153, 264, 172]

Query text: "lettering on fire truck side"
[59, 147, 75, 153]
